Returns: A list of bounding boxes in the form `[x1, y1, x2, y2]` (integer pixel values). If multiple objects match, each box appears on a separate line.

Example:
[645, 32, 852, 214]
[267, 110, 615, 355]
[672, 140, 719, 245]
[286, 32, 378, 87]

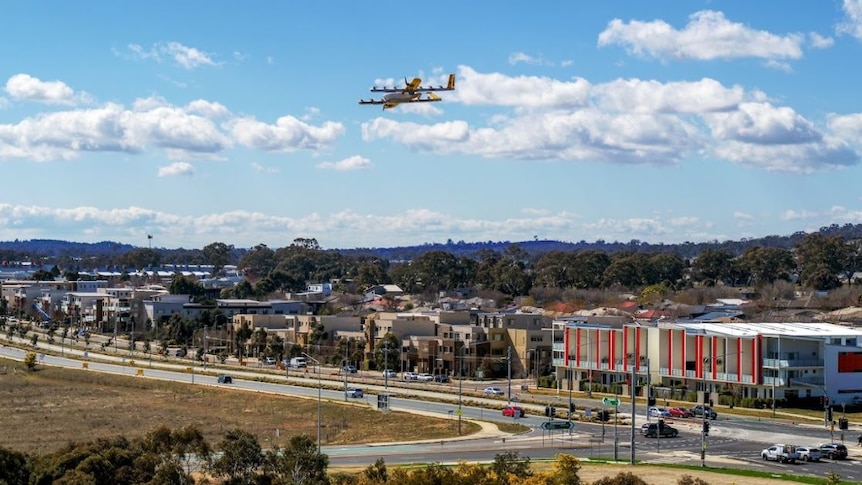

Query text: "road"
[3, 340, 862, 481]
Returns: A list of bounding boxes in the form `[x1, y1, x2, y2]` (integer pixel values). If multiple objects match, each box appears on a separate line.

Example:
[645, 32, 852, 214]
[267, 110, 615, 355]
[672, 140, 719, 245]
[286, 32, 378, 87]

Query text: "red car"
[503, 405, 526, 418]
[668, 407, 693, 418]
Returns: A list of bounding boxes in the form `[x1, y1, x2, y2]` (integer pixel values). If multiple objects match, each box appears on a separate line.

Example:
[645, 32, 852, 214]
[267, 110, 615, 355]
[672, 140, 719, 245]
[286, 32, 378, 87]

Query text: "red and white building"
[552, 318, 862, 405]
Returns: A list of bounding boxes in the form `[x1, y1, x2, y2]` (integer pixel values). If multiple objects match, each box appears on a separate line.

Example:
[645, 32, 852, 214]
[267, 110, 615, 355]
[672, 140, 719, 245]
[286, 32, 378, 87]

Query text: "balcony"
[762, 358, 824, 368]
[762, 376, 787, 386]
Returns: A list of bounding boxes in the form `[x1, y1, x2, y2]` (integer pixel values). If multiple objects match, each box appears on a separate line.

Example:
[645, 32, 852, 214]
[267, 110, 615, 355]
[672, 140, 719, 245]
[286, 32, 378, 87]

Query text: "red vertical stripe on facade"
[563, 325, 569, 367]
[608, 331, 614, 369]
[635, 327, 641, 371]
[596, 330, 601, 368]
[737, 338, 742, 381]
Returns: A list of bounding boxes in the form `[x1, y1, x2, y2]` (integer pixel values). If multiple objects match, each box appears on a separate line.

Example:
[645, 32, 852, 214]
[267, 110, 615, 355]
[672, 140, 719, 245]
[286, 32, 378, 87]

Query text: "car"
[402, 372, 419, 381]
[819, 443, 848, 460]
[433, 374, 450, 383]
[761, 444, 799, 463]
[345, 387, 364, 398]
[691, 405, 717, 420]
[382, 369, 398, 378]
[667, 407, 693, 418]
[502, 405, 525, 418]
[217, 374, 232, 384]
[483, 386, 505, 396]
[342, 365, 358, 374]
[416, 373, 434, 382]
[648, 406, 671, 418]
[795, 445, 822, 462]
[174, 348, 187, 358]
[641, 422, 679, 438]
[264, 357, 276, 365]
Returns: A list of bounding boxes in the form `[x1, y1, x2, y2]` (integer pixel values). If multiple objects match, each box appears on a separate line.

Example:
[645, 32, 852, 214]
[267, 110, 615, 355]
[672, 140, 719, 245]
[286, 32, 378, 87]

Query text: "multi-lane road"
[2, 341, 861, 481]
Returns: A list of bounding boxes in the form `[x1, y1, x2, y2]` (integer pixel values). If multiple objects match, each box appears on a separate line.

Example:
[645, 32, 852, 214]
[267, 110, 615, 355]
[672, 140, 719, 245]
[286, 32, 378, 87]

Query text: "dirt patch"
[0, 359, 478, 455]
[576, 463, 815, 485]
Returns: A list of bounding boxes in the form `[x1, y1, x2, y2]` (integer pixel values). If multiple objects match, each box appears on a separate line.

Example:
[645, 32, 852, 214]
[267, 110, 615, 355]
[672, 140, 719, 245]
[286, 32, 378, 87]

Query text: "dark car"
[217, 374, 232, 384]
[433, 374, 450, 383]
[641, 422, 679, 438]
[691, 405, 717, 420]
[819, 443, 848, 460]
[342, 365, 358, 374]
[345, 387, 364, 398]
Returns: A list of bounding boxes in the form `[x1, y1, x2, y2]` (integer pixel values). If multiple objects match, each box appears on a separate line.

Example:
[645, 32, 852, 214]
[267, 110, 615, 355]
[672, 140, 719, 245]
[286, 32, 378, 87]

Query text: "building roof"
[672, 321, 862, 339]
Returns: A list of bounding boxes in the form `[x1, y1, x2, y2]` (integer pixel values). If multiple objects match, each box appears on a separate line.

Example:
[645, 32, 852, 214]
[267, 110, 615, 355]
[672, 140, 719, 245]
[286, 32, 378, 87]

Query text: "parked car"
[433, 374, 450, 383]
[761, 444, 799, 463]
[289, 357, 307, 368]
[668, 407, 693, 418]
[502, 405, 525, 418]
[264, 357, 276, 365]
[382, 369, 398, 378]
[402, 372, 419, 381]
[345, 387, 364, 398]
[819, 443, 848, 460]
[174, 348, 187, 358]
[641, 422, 679, 438]
[416, 373, 434, 382]
[342, 365, 358, 374]
[795, 445, 822, 462]
[483, 386, 505, 396]
[691, 405, 717, 419]
[217, 374, 232, 384]
[648, 406, 671, 418]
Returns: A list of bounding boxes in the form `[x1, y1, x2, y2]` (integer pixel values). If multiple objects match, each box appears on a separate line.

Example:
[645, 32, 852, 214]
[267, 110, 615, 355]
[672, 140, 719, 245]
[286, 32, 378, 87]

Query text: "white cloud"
[508, 52, 552, 66]
[837, 0, 862, 40]
[764, 60, 793, 72]
[5, 74, 91, 105]
[158, 162, 194, 177]
[809, 32, 835, 48]
[560, 60, 574, 67]
[598, 10, 804, 61]
[123, 42, 219, 69]
[781, 209, 819, 220]
[733, 211, 754, 220]
[185, 99, 230, 118]
[451, 66, 591, 108]
[594, 78, 748, 113]
[227, 115, 344, 152]
[251, 162, 279, 174]
[317, 155, 371, 171]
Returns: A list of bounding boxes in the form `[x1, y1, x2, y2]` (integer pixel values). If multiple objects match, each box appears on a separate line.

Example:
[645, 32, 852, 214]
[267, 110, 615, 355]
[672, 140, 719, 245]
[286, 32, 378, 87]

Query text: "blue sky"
[2, 1, 862, 250]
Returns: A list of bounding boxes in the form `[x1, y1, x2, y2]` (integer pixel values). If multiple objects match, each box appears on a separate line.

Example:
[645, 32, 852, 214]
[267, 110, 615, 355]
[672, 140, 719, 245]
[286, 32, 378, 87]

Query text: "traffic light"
[550, 406, 557, 417]
[827, 407, 833, 422]
[840, 417, 849, 430]
[658, 419, 665, 430]
[569, 402, 576, 413]
[702, 421, 710, 435]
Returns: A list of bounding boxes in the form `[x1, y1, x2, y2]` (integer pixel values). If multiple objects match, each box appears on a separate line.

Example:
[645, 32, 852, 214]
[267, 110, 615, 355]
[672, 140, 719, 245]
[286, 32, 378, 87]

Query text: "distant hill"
[2, 223, 862, 262]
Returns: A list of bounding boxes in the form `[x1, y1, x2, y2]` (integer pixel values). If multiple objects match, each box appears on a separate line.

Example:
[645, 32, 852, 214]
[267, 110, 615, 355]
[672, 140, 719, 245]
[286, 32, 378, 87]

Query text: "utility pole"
[458, 343, 464, 435]
[343, 340, 349, 401]
[507, 346, 512, 405]
[630, 363, 636, 464]
[384, 342, 390, 390]
[203, 326, 208, 369]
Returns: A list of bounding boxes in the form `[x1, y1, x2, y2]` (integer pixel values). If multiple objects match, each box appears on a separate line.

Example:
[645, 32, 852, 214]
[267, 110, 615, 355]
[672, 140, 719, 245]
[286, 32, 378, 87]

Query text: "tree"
[208, 429, 264, 485]
[238, 243, 277, 283]
[692, 249, 734, 284]
[490, 451, 532, 484]
[592, 471, 648, 485]
[24, 351, 37, 371]
[373, 333, 401, 371]
[0, 446, 29, 485]
[168, 274, 207, 299]
[738, 246, 795, 286]
[202, 241, 235, 276]
[795, 234, 848, 290]
[263, 434, 329, 485]
[546, 453, 582, 485]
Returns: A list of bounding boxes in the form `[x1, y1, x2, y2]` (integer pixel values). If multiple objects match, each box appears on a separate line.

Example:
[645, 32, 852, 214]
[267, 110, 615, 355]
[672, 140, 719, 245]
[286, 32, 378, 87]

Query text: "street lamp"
[302, 352, 322, 452]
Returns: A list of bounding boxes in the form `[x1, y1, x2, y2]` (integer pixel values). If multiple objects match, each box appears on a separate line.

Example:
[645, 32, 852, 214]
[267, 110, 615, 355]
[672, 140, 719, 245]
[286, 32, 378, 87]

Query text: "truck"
[289, 357, 307, 368]
[761, 444, 799, 463]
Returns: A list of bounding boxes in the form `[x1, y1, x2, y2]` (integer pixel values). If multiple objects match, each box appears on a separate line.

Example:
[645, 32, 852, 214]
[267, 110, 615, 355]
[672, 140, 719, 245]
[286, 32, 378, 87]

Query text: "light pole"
[302, 352, 322, 452]
[506, 346, 513, 405]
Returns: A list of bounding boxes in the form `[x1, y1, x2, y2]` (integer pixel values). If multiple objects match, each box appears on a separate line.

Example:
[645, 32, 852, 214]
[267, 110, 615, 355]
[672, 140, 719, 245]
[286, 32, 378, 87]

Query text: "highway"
[2, 340, 861, 481]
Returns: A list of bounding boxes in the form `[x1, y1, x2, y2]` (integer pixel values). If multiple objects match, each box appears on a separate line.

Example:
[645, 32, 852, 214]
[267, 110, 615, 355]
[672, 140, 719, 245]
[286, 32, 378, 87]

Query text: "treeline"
[0, 425, 718, 485]
[10, 228, 862, 299]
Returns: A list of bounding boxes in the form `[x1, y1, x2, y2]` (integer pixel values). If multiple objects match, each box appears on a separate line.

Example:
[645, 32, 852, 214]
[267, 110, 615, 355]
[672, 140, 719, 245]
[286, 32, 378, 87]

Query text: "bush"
[24, 351, 37, 371]
[538, 375, 557, 389]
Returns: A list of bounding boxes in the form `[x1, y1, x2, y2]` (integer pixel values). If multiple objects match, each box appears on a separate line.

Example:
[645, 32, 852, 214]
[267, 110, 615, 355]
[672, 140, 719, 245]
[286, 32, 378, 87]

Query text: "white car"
[648, 406, 671, 418]
[483, 386, 505, 396]
[795, 445, 821, 462]
[382, 369, 398, 378]
[417, 373, 434, 382]
[402, 372, 419, 381]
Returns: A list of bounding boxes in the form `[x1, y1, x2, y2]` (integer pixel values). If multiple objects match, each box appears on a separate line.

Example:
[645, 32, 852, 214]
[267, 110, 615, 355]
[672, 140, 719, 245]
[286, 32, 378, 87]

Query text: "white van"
[289, 357, 307, 368]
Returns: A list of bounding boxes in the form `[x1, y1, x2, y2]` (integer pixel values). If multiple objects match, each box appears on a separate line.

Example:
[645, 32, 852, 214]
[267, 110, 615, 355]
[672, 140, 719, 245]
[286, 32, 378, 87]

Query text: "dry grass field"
[0, 357, 478, 455]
